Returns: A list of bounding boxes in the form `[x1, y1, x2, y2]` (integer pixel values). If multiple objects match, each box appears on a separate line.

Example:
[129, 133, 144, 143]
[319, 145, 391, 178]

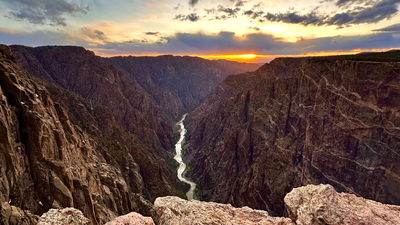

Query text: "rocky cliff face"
[0, 44, 170, 224]
[10, 45, 185, 200]
[185, 55, 400, 216]
[106, 56, 260, 118]
[11, 45, 174, 158]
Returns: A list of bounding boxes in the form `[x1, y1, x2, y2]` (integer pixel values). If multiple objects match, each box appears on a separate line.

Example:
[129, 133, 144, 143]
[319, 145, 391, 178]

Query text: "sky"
[0, 0, 400, 63]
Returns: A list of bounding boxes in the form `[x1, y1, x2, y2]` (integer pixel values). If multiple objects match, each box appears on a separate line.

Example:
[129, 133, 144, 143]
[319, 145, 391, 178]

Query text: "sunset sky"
[0, 0, 400, 62]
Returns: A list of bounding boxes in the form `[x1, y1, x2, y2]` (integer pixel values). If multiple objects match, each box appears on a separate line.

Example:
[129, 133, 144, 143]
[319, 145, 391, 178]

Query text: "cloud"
[1, 0, 89, 26]
[246, 26, 261, 31]
[174, 13, 201, 21]
[236, 1, 247, 7]
[145, 32, 161, 35]
[217, 5, 241, 16]
[2, 28, 399, 59]
[189, 0, 199, 7]
[203, 5, 241, 20]
[262, 11, 327, 26]
[372, 23, 400, 32]
[174, 4, 180, 10]
[243, 0, 400, 27]
[80, 30, 400, 57]
[81, 27, 107, 41]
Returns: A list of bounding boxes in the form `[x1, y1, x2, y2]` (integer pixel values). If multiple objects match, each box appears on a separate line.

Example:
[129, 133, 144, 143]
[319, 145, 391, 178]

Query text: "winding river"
[174, 113, 197, 200]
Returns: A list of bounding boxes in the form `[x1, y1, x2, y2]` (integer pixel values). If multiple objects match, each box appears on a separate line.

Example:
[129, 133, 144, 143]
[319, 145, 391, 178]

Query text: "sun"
[236, 54, 257, 59]
[197, 53, 259, 62]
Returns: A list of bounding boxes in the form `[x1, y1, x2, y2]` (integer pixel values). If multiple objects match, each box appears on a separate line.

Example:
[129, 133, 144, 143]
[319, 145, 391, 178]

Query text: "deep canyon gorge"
[1, 44, 400, 224]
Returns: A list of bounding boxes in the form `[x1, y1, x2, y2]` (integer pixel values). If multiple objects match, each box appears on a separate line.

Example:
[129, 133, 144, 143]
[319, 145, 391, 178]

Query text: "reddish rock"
[105, 212, 155, 225]
[154, 196, 293, 225]
[285, 184, 400, 225]
[38, 208, 90, 225]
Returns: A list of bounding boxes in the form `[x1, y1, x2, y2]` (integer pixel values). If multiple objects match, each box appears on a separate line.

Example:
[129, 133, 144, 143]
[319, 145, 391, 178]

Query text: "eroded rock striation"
[185, 54, 400, 216]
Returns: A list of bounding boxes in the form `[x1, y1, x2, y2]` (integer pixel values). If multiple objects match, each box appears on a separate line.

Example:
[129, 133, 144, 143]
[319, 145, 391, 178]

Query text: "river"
[174, 113, 197, 200]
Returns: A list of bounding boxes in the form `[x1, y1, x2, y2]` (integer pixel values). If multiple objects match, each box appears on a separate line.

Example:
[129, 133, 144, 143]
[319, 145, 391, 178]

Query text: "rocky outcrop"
[154, 196, 293, 225]
[0, 202, 39, 225]
[38, 208, 90, 225]
[106, 56, 260, 118]
[105, 212, 155, 225]
[185, 54, 400, 216]
[285, 184, 400, 225]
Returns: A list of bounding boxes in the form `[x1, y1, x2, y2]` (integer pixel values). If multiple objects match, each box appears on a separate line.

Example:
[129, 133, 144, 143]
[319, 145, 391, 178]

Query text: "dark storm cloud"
[372, 23, 400, 32]
[174, 13, 201, 22]
[189, 0, 199, 7]
[1, 0, 89, 26]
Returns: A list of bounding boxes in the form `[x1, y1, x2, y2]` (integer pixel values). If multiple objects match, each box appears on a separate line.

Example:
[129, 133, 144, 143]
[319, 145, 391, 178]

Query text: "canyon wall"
[186, 55, 400, 216]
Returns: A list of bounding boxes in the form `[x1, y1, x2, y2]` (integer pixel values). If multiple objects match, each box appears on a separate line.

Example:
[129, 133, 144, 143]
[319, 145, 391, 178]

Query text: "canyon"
[0, 44, 259, 224]
[1, 42, 400, 224]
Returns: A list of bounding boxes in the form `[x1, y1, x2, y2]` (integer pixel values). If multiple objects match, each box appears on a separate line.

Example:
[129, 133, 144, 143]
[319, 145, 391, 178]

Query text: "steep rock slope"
[0, 45, 176, 224]
[106, 56, 260, 118]
[10, 45, 182, 201]
[11, 45, 174, 157]
[0, 45, 144, 224]
[185, 55, 400, 216]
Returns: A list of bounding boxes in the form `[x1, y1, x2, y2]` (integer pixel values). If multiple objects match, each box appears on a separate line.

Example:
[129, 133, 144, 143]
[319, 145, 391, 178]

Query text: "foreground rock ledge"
[154, 196, 293, 225]
[153, 184, 400, 225]
[284, 184, 400, 225]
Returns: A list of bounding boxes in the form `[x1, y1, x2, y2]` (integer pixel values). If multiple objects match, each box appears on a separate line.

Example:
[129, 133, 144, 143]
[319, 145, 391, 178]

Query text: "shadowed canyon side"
[105, 56, 261, 119]
[0, 44, 163, 224]
[185, 54, 400, 216]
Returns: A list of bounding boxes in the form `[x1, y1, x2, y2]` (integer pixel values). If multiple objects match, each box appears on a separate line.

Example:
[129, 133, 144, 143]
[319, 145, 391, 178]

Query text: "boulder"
[105, 212, 155, 225]
[38, 208, 90, 225]
[285, 184, 400, 225]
